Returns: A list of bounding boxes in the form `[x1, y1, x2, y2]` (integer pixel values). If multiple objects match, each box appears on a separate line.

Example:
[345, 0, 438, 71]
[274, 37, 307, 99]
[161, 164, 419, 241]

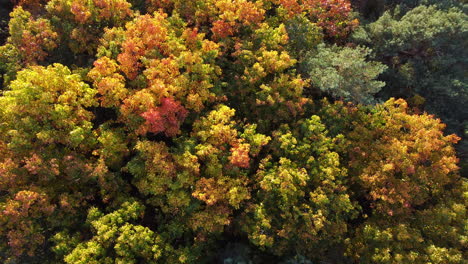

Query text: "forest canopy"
[0, 0, 466, 263]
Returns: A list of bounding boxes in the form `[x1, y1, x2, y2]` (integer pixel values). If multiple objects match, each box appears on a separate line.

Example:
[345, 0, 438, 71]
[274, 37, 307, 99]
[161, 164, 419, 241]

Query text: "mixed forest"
[0, 0, 467, 263]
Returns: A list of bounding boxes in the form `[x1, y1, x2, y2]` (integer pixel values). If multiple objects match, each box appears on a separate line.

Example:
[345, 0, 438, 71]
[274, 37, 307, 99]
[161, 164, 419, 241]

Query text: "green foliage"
[0, 64, 100, 263]
[346, 180, 467, 263]
[353, 4, 468, 131]
[0, 64, 97, 153]
[285, 15, 323, 59]
[63, 201, 164, 264]
[245, 115, 357, 259]
[0, 0, 465, 263]
[304, 44, 387, 104]
[0, 6, 58, 85]
[0, 43, 22, 85]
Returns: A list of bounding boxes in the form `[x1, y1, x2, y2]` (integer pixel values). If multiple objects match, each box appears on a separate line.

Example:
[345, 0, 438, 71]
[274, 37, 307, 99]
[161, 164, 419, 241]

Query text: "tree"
[0, 0, 465, 263]
[245, 115, 357, 259]
[0, 7, 58, 84]
[0, 64, 100, 262]
[319, 98, 466, 263]
[352, 4, 468, 136]
[59, 201, 164, 264]
[45, 0, 133, 55]
[304, 43, 387, 104]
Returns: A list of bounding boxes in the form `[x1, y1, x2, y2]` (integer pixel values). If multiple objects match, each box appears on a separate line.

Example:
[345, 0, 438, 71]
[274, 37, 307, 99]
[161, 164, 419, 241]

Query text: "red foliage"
[211, 20, 236, 40]
[140, 98, 188, 137]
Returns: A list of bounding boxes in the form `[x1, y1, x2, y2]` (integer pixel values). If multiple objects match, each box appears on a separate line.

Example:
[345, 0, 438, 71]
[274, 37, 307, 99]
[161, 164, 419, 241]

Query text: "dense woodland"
[0, 0, 466, 263]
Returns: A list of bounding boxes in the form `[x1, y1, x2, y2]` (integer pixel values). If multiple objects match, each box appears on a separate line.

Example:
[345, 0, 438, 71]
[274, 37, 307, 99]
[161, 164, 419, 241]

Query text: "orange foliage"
[229, 141, 251, 168]
[344, 99, 460, 215]
[271, 0, 358, 38]
[8, 7, 58, 64]
[117, 13, 169, 80]
[11, 0, 49, 14]
[1, 191, 55, 256]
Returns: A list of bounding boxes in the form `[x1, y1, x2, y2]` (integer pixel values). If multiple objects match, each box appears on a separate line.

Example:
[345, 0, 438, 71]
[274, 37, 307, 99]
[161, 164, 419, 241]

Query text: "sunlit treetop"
[0, 0, 465, 263]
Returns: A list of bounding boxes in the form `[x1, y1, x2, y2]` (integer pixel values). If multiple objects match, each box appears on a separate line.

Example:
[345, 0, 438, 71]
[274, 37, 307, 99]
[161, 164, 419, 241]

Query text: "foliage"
[0, 6, 58, 84]
[304, 44, 387, 103]
[352, 4, 468, 133]
[325, 98, 460, 214]
[267, 0, 359, 39]
[7, 6, 58, 64]
[346, 180, 467, 263]
[0, 0, 465, 263]
[61, 201, 164, 264]
[319, 98, 465, 263]
[245, 115, 357, 258]
[0, 64, 100, 263]
[45, 0, 133, 55]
